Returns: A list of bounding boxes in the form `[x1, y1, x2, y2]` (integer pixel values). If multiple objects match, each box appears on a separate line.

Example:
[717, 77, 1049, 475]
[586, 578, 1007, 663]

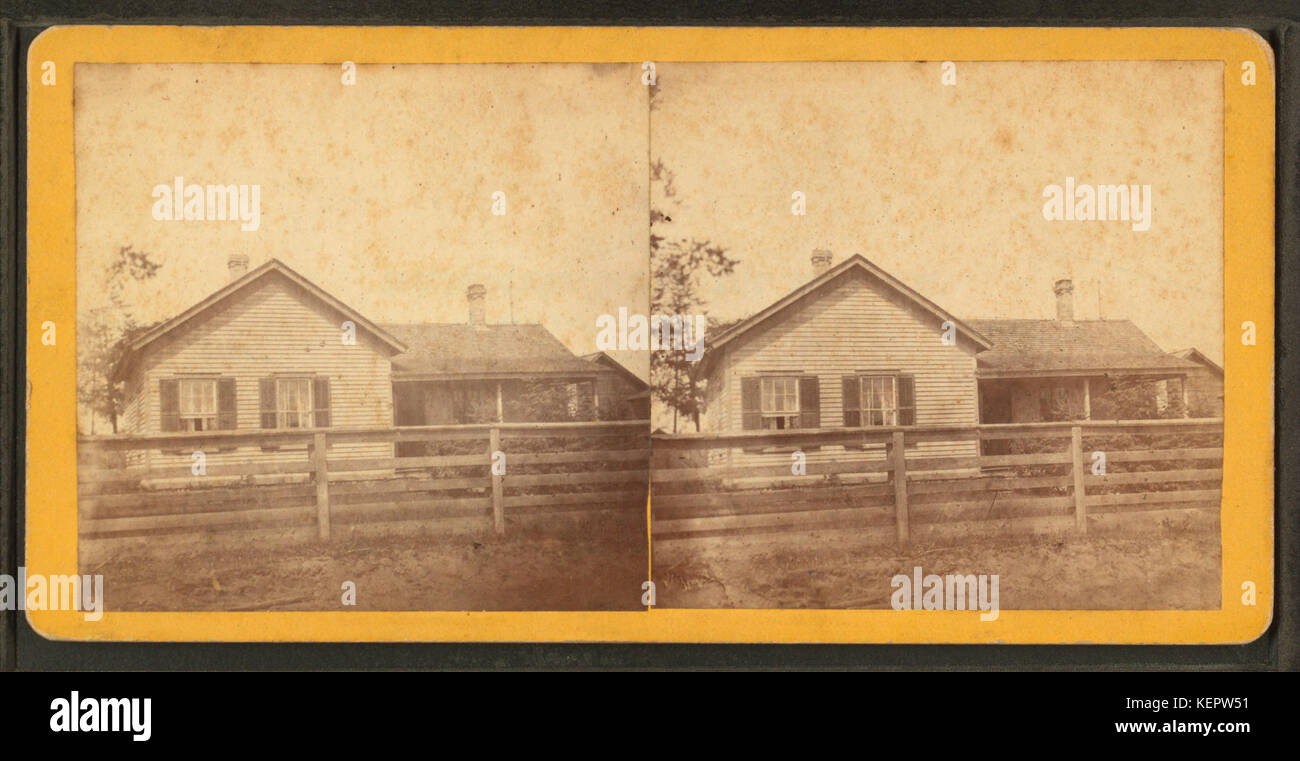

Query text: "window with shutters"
[843, 373, 916, 427]
[742, 375, 817, 435]
[260, 375, 331, 432]
[759, 376, 800, 429]
[178, 379, 218, 431]
[161, 377, 235, 438]
[862, 375, 898, 426]
[276, 377, 314, 428]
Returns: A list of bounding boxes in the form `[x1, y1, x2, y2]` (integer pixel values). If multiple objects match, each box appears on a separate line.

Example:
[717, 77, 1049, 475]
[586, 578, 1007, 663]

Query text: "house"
[1171, 347, 1224, 417]
[581, 351, 652, 420]
[385, 320, 603, 427]
[969, 279, 1202, 424]
[694, 250, 1206, 468]
[111, 255, 622, 469]
[696, 251, 992, 468]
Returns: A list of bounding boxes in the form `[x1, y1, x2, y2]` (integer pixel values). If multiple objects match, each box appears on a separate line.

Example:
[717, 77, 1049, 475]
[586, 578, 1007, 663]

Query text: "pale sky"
[651, 61, 1225, 365]
[74, 59, 1226, 399]
[74, 63, 650, 379]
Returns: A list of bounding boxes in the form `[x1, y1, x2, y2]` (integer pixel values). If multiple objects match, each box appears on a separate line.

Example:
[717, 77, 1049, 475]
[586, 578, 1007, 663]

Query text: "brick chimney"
[467, 284, 487, 327]
[227, 252, 250, 282]
[1054, 278, 1075, 324]
[811, 249, 834, 276]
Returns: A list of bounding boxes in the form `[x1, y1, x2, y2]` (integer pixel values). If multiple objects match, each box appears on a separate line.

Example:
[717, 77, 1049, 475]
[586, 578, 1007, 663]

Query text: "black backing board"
[1, 0, 1295, 671]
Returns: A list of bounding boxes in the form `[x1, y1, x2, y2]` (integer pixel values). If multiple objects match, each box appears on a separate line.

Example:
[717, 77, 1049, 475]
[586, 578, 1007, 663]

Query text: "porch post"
[496, 382, 504, 423]
[1082, 377, 1091, 420]
[1181, 376, 1190, 418]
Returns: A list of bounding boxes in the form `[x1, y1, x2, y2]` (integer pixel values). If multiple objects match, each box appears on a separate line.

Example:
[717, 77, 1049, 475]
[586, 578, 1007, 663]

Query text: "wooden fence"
[77, 421, 650, 541]
[79, 418, 1223, 546]
[650, 419, 1224, 543]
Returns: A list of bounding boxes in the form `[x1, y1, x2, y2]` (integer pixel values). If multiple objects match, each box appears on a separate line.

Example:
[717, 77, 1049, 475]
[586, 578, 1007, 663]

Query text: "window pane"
[761, 377, 800, 414]
[277, 378, 313, 428]
[858, 375, 900, 426]
[179, 379, 216, 416]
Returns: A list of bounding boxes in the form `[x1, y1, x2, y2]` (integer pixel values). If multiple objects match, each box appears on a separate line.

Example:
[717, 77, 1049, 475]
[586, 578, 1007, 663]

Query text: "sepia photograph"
[66, 59, 1233, 615]
[71, 62, 652, 612]
[5, 15, 1288, 715]
[647, 61, 1227, 612]
[20, 24, 1274, 649]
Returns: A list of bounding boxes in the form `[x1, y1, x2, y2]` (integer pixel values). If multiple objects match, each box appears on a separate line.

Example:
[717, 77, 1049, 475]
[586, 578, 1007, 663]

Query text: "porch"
[977, 372, 1192, 456]
[391, 374, 602, 456]
[977, 373, 1193, 425]
[392, 376, 602, 425]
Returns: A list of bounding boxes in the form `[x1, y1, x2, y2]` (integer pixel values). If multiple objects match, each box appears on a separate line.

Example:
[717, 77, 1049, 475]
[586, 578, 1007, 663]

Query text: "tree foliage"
[77, 246, 162, 434]
[649, 160, 738, 432]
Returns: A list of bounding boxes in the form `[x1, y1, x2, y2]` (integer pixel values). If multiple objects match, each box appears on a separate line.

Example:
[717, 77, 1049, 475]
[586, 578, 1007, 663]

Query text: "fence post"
[490, 427, 505, 534]
[312, 432, 331, 540]
[1070, 425, 1087, 534]
[891, 430, 909, 546]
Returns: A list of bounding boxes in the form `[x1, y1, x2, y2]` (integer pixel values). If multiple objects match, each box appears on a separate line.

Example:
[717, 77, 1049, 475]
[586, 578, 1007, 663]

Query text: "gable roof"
[113, 259, 407, 380]
[581, 351, 651, 390]
[969, 319, 1201, 378]
[384, 323, 601, 380]
[704, 254, 993, 364]
[1172, 347, 1224, 376]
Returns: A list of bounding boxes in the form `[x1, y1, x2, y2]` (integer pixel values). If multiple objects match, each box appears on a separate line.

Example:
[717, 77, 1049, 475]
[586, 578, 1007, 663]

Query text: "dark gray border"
[1, 1, 1295, 671]
[1, 18, 15, 674]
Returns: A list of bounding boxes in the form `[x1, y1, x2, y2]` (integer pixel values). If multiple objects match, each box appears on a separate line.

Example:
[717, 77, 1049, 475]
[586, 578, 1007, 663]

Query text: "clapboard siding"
[126, 273, 394, 469]
[704, 267, 979, 468]
[121, 372, 148, 466]
[1184, 366, 1224, 417]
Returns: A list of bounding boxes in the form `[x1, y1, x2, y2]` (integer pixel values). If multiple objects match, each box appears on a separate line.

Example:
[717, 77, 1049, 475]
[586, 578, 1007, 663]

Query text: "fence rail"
[78, 418, 1224, 546]
[77, 421, 651, 540]
[650, 418, 1224, 542]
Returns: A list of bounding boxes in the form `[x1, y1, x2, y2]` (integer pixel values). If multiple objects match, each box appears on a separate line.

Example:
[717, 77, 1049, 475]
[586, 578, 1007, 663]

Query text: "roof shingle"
[382, 323, 601, 378]
[969, 319, 1199, 375]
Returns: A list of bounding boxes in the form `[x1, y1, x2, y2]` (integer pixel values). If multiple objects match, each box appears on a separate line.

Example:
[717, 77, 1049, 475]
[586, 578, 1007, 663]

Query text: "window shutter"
[259, 378, 278, 428]
[898, 374, 916, 426]
[842, 376, 861, 427]
[740, 377, 761, 430]
[313, 376, 332, 428]
[798, 376, 820, 429]
[217, 378, 237, 430]
[159, 378, 180, 432]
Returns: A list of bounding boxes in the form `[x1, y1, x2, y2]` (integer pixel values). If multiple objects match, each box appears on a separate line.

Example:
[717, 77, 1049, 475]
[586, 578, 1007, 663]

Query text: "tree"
[503, 380, 595, 423]
[77, 246, 162, 434]
[1090, 376, 1176, 421]
[649, 160, 739, 432]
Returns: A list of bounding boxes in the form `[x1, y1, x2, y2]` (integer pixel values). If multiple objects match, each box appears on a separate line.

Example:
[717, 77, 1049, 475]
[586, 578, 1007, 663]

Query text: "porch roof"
[382, 322, 604, 380]
[969, 318, 1200, 379]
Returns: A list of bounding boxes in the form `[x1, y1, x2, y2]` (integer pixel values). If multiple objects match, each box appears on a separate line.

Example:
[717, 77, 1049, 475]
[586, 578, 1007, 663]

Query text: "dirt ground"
[653, 521, 1221, 610]
[83, 513, 649, 612]
[82, 508, 1220, 613]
